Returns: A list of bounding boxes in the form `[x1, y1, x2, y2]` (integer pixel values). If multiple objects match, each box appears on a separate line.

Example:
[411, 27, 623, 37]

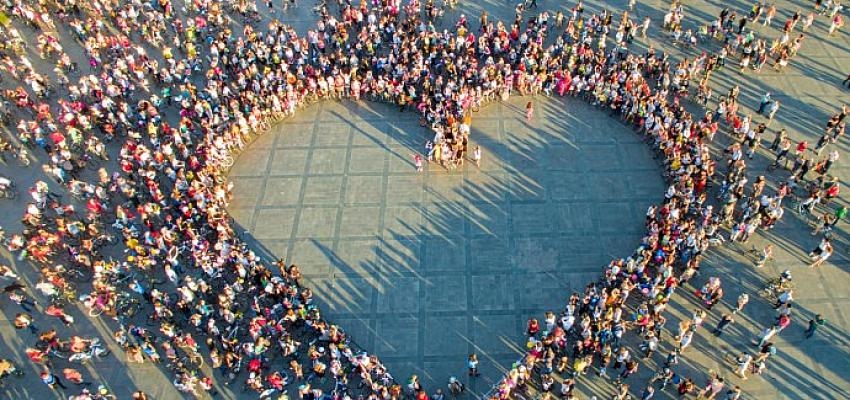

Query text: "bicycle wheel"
[89, 306, 104, 317]
[70, 268, 92, 283]
[219, 156, 234, 169]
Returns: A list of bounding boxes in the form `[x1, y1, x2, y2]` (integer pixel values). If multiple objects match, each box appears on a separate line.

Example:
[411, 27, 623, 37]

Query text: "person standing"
[617, 359, 639, 382]
[733, 293, 749, 314]
[828, 13, 844, 36]
[713, 313, 735, 336]
[755, 325, 778, 347]
[678, 330, 694, 353]
[700, 373, 725, 400]
[754, 342, 776, 364]
[13, 312, 38, 334]
[755, 244, 773, 268]
[40, 369, 67, 390]
[467, 354, 480, 377]
[770, 128, 786, 150]
[757, 92, 772, 114]
[62, 368, 92, 386]
[727, 386, 743, 400]
[767, 100, 781, 125]
[640, 385, 655, 400]
[763, 4, 777, 26]
[804, 314, 826, 338]
[525, 101, 534, 122]
[412, 153, 423, 172]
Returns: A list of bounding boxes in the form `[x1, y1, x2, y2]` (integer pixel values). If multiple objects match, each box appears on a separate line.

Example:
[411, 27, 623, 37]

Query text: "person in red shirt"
[795, 140, 808, 156]
[527, 318, 540, 337]
[267, 371, 286, 390]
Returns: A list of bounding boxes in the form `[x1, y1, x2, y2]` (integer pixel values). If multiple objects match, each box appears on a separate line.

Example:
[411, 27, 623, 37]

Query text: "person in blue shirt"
[757, 92, 771, 114]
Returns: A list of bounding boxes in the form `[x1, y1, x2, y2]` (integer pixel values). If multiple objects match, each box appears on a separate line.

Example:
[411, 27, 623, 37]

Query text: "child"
[412, 153, 423, 172]
[525, 101, 534, 122]
[473, 146, 481, 167]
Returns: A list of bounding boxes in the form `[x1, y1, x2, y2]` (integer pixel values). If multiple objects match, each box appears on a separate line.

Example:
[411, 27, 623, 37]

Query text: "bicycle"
[304, 92, 320, 104]
[177, 347, 204, 367]
[87, 302, 105, 317]
[57, 264, 92, 283]
[50, 282, 78, 306]
[257, 120, 271, 133]
[760, 278, 794, 301]
[115, 293, 142, 318]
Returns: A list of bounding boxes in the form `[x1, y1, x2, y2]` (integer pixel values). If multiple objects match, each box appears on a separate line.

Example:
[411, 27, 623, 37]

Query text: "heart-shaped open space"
[226, 96, 663, 390]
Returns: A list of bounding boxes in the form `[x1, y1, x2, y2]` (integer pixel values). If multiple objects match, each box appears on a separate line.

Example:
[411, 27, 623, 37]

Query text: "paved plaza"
[1, 0, 850, 399]
[228, 97, 665, 392]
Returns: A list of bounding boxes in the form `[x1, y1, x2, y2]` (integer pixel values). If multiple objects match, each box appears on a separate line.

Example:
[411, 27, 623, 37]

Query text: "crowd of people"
[0, 0, 845, 399]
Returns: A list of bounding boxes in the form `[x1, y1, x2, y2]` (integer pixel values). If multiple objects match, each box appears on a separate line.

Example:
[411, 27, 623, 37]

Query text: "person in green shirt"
[804, 314, 826, 338]
[834, 206, 848, 224]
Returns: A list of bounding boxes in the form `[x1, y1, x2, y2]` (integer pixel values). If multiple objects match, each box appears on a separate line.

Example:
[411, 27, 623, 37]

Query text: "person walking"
[809, 240, 834, 268]
[734, 352, 753, 380]
[804, 314, 826, 338]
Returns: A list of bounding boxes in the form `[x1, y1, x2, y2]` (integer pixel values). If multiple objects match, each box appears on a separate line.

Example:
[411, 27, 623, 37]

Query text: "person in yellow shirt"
[572, 355, 591, 377]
